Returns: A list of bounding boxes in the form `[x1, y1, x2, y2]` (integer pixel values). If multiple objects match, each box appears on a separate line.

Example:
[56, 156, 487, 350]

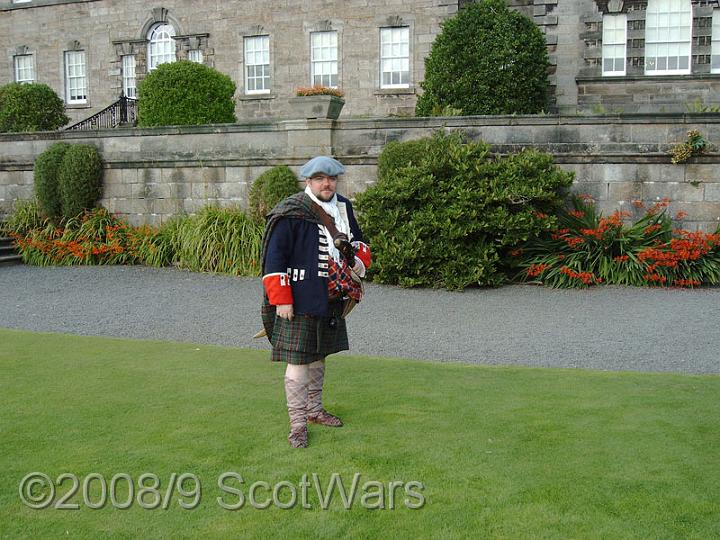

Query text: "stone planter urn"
[289, 95, 345, 120]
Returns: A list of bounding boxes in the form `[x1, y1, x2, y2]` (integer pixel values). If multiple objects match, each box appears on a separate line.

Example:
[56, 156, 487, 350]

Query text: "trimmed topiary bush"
[248, 165, 301, 222]
[355, 131, 573, 290]
[416, 0, 549, 116]
[0, 83, 69, 132]
[34, 142, 71, 221]
[58, 144, 103, 219]
[137, 61, 237, 127]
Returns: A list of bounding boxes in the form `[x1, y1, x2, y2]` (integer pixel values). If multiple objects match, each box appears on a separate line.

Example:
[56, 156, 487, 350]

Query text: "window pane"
[380, 26, 410, 88]
[713, 11, 720, 73]
[602, 15, 626, 74]
[122, 55, 136, 98]
[310, 31, 338, 88]
[147, 23, 176, 70]
[14, 55, 34, 83]
[65, 50, 87, 102]
[245, 35, 270, 93]
[645, 0, 691, 74]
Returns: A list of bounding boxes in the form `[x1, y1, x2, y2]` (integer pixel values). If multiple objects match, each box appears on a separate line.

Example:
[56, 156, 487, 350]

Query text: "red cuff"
[352, 241, 372, 270]
[262, 272, 293, 305]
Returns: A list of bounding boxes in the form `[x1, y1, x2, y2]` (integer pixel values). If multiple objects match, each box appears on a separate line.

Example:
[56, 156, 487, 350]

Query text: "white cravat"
[305, 185, 350, 263]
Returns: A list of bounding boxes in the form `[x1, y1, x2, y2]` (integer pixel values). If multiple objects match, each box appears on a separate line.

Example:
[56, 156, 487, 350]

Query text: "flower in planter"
[294, 85, 344, 98]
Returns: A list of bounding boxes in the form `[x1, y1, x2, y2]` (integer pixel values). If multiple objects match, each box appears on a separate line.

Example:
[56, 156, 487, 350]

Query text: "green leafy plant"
[671, 130, 709, 164]
[416, 0, 549, 116]
[34, 142, 71, 221]
[0, 82, 69, 133]
[58, 144, 103, 219]
[4, 198, 46, 236]
[295, 86, 344, 97]
[686, 98, 720, 114]
[376, 139, 431, 183]
[12, 208, 158, 267]
[138, 61, 237, 127]
[512, 196, 720, 288]
[173, 206, 263, 276]
[248, 165, 301, 223]
[355, 130, 573, 290]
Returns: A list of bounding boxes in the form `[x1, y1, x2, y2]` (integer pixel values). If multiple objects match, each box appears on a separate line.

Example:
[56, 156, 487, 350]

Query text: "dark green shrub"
[377, 139, 430, 183]
[138, 61, 237, 127]
[0, 83, 69, 132]
[58, 144, 103, 219]
[355, 131, 573, 290]
[34, 142, 71, 221]
[416, 0, 549, 116]
[248, 165, 301, 222]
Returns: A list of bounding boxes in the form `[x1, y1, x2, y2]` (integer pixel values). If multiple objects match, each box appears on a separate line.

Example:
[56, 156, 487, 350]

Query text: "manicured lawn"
[1, 327, 719, 539]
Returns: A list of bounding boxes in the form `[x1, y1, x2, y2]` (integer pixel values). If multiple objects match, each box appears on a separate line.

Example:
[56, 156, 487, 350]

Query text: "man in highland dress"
[260, 156, 372, 448]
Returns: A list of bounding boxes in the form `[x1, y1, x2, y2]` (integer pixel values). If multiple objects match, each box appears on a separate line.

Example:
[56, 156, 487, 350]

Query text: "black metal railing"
[65, 94, 138, 131]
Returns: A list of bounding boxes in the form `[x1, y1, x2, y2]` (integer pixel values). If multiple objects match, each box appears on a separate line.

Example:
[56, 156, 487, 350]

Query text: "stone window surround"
[238, 25, 275, 101]
[1, 0, 101, 10]
[8, 45, 35, 83]
[308, 21, 342, 89]
[243, 34, 271, 95]
[13, 52, 34, 82]
[375, 15, 415, 95]
[63, 42, 88, 106]
[592, 0, 720, 78]
[112, 8, 211, 98]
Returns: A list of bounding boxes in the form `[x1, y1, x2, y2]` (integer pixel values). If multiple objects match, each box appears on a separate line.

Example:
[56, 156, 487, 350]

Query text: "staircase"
[0, 236, 22, 266]
[65, 94, 138, 131]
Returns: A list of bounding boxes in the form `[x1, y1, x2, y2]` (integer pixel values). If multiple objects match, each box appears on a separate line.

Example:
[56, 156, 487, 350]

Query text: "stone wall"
[2, 114, 720, 230]
[1, 0, 458, 123]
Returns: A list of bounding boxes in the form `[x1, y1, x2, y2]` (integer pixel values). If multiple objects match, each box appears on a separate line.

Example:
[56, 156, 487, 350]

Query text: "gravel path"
[1, 264, 718, 374]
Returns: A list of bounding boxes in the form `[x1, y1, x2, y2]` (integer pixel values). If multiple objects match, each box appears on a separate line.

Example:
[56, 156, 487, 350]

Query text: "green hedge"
[355, 131, 573, 289]
[0, 83, 69, 132]
[34, 142, 71, 221]
[248, 165, 301, 223]
[58, 145, 103, 219]
[416, 0, 549, 116]
[138, 61, 237, 127]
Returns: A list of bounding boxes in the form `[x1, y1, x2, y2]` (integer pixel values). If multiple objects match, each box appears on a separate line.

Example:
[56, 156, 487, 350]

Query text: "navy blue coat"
[263, 194, 364, 317]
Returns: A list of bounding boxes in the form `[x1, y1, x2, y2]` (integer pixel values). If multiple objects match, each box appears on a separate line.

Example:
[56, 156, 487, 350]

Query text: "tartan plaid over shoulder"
[261, 192, 320, 273]
[261, 192, 351, 363]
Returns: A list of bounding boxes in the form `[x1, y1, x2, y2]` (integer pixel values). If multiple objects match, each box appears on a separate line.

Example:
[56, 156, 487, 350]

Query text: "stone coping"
[1, 113, 719, 142]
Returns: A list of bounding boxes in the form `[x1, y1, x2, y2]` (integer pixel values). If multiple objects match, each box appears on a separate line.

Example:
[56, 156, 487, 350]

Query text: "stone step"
[0, 254, 22, 265]
[0, 236, 21, 265]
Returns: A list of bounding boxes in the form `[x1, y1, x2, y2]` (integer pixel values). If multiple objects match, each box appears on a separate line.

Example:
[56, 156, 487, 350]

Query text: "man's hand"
[277, 304, 294, 321]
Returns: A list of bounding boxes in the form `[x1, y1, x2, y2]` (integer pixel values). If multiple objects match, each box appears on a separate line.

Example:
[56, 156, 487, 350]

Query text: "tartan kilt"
[261, 298, 349, 365]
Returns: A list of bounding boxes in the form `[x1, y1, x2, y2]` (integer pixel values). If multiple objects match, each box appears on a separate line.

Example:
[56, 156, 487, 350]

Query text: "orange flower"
[527, 263, 550, 277]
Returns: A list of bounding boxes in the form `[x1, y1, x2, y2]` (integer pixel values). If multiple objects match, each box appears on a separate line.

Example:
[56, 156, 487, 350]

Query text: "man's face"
[306, 174, 338, 202]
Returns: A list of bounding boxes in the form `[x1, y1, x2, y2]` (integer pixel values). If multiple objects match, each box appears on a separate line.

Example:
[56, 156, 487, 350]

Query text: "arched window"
[147, 23, 176, 70]
[645, 0, 692, 75]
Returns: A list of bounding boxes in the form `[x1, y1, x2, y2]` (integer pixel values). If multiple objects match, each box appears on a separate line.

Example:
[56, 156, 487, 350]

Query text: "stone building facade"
[2, 0, 719, 124]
